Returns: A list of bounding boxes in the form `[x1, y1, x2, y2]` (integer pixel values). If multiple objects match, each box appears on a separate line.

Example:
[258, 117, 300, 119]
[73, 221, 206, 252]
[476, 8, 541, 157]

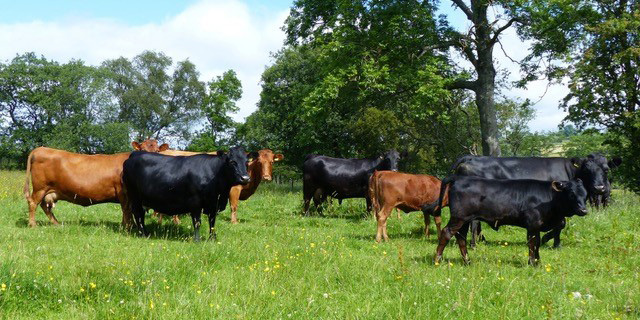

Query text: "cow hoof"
[231, 220, 239, 225]
[28, 221, 37, 228]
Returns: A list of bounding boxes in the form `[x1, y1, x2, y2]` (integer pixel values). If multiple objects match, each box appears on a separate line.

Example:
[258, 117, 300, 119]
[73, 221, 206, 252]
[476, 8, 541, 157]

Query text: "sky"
[0, 0, 567, 132]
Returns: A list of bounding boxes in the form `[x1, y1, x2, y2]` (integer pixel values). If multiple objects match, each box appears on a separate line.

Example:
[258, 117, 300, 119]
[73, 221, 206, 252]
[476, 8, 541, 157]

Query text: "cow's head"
[252, 149, 284, 181]
[131, 140, 169, 152]
[552, 179, 588, 216]
[224, 146, 251, 185]
[573, 158, 607, 195]
[379, 150, 404, 172]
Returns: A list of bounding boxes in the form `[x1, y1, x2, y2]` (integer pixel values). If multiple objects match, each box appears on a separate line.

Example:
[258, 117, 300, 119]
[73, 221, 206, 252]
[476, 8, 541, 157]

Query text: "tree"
[513, 0, 639, 191]
[0, 53, 129, 166]
[496, 98, 535, 156]
[103, 51, 205, 142]
[201, 70, 242, 147]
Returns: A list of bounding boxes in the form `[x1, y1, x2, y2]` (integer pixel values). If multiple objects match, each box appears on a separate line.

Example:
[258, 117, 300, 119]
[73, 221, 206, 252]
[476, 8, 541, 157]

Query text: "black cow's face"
[226, 146, 251, 185]
[579, 159, 607, 195]
[552, 180, 588, 216]
[380, 150, 402, 171]
[587, 153, 610, 173]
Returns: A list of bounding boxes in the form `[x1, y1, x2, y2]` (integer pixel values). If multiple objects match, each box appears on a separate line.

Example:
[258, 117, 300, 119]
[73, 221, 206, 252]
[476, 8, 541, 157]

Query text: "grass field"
[1, 170, 639, 319]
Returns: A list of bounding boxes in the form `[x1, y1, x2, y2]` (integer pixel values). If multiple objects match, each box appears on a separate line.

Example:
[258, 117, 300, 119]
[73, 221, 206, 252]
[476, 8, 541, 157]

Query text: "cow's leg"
[118, 196, 133, 230]
[191, 212, 202, 242]
[434, 215, 442, 238]
[375, 205, 393, 242]
[207, 211, 218, 241]
[302, 179, 315, 215]
[171, 215, 181, 225]
[527, 229, 541, 266]
[40, 201, 60, 225]
[455, 222, 471, 265]
[132, 204, 147, 237]
[27, 190, 46, 228]
[541, 218, 565, 248]
[470, 220, 484, 248]
[366, 196, 372, 213]
[423, 211, 431, 238]
[229, 186, 241, 224]
[435, 218, 466, 263]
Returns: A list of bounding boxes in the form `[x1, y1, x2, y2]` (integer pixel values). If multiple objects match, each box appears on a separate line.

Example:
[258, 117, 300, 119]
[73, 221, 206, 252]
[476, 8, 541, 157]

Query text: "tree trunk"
[472, 0, 501, 157]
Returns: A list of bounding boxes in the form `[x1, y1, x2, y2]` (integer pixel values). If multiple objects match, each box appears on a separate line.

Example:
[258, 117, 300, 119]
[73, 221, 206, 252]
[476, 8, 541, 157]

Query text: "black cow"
[122, 147, 252, 241]
[451, 155, 606, 248]
[302, 150, 404, 215]
[434, 176, 588, 266]
[586, 153, 622, 208]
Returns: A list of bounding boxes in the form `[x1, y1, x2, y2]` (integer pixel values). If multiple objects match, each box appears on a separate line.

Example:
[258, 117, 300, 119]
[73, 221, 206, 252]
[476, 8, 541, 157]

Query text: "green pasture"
[0, 170, 638, 319]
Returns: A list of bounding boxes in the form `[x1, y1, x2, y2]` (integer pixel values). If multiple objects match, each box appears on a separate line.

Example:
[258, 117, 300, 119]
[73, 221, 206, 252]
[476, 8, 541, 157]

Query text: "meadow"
[1, 170, 639, 319]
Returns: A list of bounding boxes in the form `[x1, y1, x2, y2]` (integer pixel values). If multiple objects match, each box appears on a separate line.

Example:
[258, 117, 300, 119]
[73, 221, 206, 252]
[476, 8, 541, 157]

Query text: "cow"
[368, 170, 448, 242]
[23, 140, 169, 228]
[121, 146, 251, 242]
[160, 150, 218, 156]
[302, 150, 404, 215]
[433, 176, 588, 266]
[451, 155, 606, 248]
[229, 149, 283, 224]
[586, 153, 622, 208]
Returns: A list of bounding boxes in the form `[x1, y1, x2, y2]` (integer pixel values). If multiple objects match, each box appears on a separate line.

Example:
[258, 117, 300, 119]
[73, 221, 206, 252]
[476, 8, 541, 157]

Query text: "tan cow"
[369, 170, 448, 242]
[23, 140, 168, 227]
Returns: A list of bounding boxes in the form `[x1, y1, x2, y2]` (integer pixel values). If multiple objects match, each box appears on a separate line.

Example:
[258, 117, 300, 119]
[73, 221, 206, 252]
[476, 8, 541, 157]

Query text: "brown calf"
[229, 149, 283, 223]
[369, 170, 448, 242]
[24, 140, 168, 227]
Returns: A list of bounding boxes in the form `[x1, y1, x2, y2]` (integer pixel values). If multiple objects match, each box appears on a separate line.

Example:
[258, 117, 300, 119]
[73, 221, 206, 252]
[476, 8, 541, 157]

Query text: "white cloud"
[0, 0, 289, 122]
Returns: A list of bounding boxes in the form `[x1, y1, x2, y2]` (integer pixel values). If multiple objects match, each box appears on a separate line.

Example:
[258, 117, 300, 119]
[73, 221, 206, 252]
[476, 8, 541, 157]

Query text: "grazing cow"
[121, 147, 250, 241]
[368, 171, 447, 242]
[23, 140, 169, 227]
[451, 155, 606, 247]
[586, 153, 622, 208]
[434, 176, 588, 266]
[302, 150, 404, 215]
[229, 149, 283, 224]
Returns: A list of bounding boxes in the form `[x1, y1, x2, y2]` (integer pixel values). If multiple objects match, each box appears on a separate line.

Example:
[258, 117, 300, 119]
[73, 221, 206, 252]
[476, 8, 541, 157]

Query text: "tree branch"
[451, 0, 473, 21]
[490, 17, 522, 45]
[446, 79, 478, 91]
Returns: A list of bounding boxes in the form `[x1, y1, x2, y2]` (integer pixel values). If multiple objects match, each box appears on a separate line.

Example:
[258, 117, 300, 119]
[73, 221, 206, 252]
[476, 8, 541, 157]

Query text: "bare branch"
[451, 0, 473, 21]
[497, 38, 519, 64]
[490, 17, 522, 45]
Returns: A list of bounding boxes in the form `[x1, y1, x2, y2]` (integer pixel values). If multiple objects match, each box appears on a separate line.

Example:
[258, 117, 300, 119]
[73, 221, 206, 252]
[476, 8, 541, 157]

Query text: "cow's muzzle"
[578, 208, 588, 216]
[594, 185, 606, 193]
[262, 175, 272, 181]
[240, 175, 251, 184]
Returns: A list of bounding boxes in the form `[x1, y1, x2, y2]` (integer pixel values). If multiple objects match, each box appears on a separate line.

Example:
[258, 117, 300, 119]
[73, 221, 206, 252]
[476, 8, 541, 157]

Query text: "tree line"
[1, 0, 638, 192]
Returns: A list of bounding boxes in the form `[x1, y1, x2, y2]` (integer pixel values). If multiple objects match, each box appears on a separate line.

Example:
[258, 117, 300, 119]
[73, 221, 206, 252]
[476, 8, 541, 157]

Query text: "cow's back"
[374, 171, 441, 212]
[455, 156, 573, 181]
[28, 147, 131, 204]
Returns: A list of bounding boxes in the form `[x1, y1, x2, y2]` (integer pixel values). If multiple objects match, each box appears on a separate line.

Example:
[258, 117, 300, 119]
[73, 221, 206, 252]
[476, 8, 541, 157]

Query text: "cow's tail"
[368, 171, 380, 216]
[422, 176, 453, 217]
[23, 149, 35, 199]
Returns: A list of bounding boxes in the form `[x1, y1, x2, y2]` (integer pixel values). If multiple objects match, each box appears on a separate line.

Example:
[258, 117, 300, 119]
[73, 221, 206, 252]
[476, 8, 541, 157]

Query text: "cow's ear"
[131, 141, 141, 150]
[609, 157, 622, 168]
[247, 152, 259, 162]
[158, 143, 170, 152]
[552, 181, 566, 192]
[570, 157, 583, 168]
[274, 154, 284, 162]
[400, 150, 408, 158]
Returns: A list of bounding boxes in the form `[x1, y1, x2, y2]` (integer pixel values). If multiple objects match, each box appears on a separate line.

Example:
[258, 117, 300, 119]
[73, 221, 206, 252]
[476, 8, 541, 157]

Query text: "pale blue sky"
[0, 0, 566, 131]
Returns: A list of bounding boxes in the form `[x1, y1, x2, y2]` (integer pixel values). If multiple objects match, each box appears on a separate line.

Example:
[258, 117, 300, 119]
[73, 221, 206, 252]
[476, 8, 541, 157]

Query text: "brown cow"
[24, 140, 168, 227]
[369, 170, 448, 243]
[229, 149, 283, 223]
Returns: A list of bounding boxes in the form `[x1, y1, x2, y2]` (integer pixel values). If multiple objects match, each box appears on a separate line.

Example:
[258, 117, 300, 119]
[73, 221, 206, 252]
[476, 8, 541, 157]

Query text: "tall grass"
[1, 171, 639, 319]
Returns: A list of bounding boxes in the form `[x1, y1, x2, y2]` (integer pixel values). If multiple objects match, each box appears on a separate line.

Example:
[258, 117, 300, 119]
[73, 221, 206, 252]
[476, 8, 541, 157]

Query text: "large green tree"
[103, 51, 205, 142]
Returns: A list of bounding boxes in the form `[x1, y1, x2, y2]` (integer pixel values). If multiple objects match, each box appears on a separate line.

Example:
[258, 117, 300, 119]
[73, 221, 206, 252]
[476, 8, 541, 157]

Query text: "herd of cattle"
[22, 140, 621, 266]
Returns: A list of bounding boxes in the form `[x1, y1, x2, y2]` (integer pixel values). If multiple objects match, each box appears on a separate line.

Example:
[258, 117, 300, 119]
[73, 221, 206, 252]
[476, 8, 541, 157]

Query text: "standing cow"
[23, 140, 168, 227]
[586, 153, 622, 208]
[121, 147, 251, 241]
[302, 150, 404, 215]
[368, 171, 447, 242]
[451, 155, 606, 248]
[434, 176, 588, 266]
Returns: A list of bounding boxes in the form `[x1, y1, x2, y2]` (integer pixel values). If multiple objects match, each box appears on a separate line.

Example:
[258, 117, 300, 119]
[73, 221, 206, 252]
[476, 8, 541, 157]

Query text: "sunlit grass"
[1, 170, 639, 319]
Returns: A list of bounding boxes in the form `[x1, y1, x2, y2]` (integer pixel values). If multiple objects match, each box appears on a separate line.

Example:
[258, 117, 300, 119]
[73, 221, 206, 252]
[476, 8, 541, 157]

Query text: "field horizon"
[1, 170, 639, 319]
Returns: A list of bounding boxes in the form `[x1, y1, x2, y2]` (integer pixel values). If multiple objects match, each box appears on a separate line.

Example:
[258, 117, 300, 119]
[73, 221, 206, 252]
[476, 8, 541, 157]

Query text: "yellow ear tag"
[573, 163, 579, 168]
